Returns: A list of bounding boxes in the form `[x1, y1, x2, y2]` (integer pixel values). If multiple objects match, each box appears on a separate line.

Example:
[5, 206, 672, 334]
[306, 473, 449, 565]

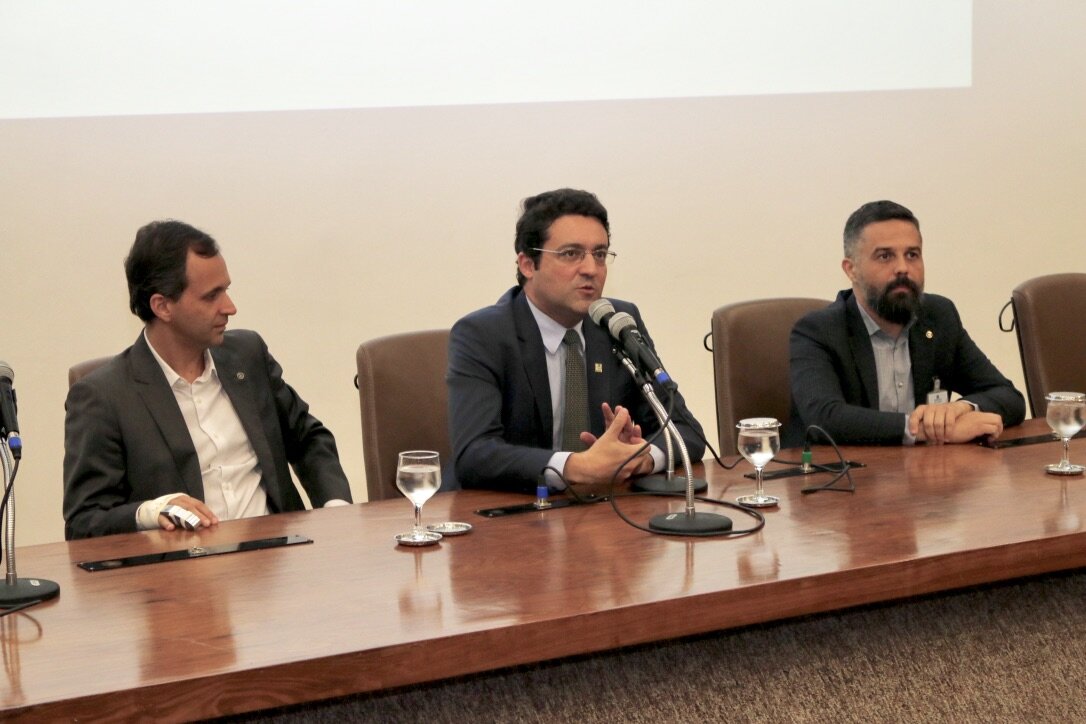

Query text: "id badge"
[927, 377, 949, 405]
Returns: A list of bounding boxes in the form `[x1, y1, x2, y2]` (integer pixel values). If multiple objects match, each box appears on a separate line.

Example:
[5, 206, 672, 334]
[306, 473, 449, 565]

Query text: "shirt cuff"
[902, 413, 917, 446]
[322, 499, 351, 507]
[544, 451, 573, 491]
[648, 444, 666, 473]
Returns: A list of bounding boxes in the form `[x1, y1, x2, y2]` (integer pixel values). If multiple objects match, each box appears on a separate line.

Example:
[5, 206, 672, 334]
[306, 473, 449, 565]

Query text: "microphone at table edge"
[588, 299, 675, 389]
[0, 361, 21, 457]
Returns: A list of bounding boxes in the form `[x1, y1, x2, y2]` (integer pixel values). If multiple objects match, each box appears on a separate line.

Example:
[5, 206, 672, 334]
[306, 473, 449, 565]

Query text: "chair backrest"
[1011, 273, 1086, 417]
[68, 356, 112, 388]
[710, 298, 830, 455]
[356, 329, 451, 501]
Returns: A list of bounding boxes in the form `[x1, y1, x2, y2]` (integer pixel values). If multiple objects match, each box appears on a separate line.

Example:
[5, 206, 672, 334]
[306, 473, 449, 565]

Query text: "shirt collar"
[855, 298, 914, 341]
[143, 329, 217, 386]
[524, 295, 584, 354]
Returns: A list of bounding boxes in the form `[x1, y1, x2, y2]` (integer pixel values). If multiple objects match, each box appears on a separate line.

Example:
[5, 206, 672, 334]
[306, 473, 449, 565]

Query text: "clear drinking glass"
[736, 418, 781, 507]
[394, 450, 443, 545]
[1045, 392, 1086, 476]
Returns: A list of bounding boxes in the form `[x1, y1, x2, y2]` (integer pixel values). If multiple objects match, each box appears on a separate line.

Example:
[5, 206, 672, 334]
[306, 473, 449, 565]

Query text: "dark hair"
[843, 200, 920, 260]
[514, 188, 610, 285]
[125, 220, 220, 321]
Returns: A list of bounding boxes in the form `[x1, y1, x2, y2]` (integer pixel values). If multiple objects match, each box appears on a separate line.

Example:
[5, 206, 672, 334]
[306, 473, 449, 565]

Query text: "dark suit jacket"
[785, 289, 1025, 447]
[446, 287, 706, 492]
[63, 330, 352, 539]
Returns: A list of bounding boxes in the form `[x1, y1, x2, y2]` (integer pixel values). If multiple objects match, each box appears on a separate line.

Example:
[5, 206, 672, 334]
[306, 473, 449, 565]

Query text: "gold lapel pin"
[236, 372, 246, 380]
[925, 330, 933, 339]
[594, 363, 603, 373]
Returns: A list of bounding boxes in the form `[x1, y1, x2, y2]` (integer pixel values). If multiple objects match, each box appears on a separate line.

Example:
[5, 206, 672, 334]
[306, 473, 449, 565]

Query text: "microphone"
[588, 299, 674, 389]
[0, 359, 58, 607]
[0, 362, 20, 458]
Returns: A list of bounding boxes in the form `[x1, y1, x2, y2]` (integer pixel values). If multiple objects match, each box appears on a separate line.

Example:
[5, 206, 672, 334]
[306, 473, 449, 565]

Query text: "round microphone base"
[632, 475, 708, 494]
[649, 511, 733, 534]
[0, 577, 60, 607]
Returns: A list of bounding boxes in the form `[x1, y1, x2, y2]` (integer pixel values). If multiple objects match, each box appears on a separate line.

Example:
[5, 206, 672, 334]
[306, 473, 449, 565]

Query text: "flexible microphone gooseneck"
[611, 346, 729, 534]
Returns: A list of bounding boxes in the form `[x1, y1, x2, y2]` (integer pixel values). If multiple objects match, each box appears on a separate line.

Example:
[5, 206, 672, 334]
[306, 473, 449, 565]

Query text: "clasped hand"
[564, 403, 655, 484]
[909, 400, 1003, 444]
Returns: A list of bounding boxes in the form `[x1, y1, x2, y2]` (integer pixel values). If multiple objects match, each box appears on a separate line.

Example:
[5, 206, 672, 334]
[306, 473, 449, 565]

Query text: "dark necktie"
[561, 329, 589, 452]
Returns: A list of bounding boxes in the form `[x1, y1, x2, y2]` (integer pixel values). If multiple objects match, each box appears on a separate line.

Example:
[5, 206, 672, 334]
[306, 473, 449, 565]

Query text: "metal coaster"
[1046, 464, 1086, 476]
[426, 522, 473, 536]
[736, 494, 780, 508]
[394, 531, 443, 546]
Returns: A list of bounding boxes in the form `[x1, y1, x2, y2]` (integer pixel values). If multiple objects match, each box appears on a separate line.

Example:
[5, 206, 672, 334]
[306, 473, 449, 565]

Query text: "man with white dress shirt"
[63, 220, 352, 539]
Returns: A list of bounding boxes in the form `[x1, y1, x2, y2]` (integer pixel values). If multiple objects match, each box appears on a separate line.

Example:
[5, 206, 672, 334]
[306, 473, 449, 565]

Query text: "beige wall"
[1, 2, 1082, 546]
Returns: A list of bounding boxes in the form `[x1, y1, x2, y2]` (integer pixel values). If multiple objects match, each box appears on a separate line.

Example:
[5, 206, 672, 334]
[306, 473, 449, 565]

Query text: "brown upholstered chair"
[68, 356, 112, 388]
[355, 329, 452, 501]
[710, 298, 830, 455]
[1011, 273, 1086, 417]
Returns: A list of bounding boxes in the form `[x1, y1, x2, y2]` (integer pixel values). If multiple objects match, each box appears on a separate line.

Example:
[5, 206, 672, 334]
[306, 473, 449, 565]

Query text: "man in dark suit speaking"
[446, 188, 705, 493]
[786, 200, 1024, 448]
[63, 220, 352, 539]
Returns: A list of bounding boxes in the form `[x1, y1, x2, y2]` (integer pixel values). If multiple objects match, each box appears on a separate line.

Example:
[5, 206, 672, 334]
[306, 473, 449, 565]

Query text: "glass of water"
[736, 418, 781, 507]
[394, 450, 443, 545]
[1045, 392, 1086, 476]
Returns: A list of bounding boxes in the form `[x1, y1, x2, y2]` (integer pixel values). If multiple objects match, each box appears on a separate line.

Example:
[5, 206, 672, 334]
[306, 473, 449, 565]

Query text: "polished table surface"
[3, 418, 1086, 720]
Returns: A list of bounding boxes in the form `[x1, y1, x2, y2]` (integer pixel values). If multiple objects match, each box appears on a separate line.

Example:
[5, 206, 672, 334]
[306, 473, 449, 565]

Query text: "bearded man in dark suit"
[786, 200, 1024, 448]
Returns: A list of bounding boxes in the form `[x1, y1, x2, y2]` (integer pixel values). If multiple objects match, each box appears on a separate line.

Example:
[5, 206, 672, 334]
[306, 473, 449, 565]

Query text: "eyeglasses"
[531, 247, 617, 265]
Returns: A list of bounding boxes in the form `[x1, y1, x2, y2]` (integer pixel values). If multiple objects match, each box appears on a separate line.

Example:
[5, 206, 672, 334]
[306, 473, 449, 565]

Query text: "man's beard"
[866, 277, 922, 325]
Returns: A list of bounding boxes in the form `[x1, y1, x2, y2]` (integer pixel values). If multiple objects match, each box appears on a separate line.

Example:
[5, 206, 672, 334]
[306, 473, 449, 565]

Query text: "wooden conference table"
[3, 418, 1085, 720]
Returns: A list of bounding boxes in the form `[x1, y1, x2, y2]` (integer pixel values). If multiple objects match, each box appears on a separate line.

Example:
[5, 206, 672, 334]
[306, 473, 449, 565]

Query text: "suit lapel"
[844, 295, 881, 408]
[909, 305, 937, 402]
[212, 344, 279, 502]
[129, 335, 204, 499]
[511, 291, 554, 447]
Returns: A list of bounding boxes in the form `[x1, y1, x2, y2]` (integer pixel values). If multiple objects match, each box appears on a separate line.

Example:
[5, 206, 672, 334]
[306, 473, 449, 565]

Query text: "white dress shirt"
[137, 333, 268, 528]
